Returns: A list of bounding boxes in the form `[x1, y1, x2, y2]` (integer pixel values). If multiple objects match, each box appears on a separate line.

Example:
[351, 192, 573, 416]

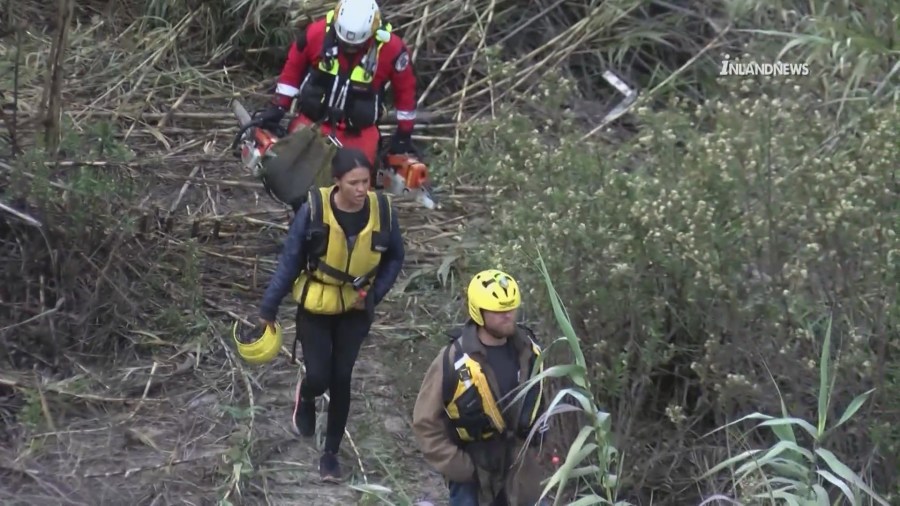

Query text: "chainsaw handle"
[231, 119, 266, 151]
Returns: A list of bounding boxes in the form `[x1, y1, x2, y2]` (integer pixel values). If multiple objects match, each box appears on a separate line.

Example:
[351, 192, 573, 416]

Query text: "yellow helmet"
[232, 320, 283, 365]
[467, 269, 521, 326]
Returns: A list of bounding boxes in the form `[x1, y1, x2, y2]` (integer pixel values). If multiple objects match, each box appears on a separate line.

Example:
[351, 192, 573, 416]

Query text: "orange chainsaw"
[379, 152, 437, 209]
[235, 121, 282, 180]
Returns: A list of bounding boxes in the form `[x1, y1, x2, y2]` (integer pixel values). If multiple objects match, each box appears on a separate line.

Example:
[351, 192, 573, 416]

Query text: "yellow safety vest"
[319, 9, 393, 86]
[442, 326, 545, 443]
[291, 185, 392, 314]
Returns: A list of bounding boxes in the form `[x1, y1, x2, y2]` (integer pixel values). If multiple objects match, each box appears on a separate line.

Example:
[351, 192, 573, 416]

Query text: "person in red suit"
[256, 0, 418, 181]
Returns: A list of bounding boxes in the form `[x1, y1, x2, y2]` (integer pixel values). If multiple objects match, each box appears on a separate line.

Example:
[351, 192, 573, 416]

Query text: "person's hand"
[238, 318, 274, 344]
[388, 129, 413, 155]
[352, 297, 366, 310]
[253, 105, 285, 128]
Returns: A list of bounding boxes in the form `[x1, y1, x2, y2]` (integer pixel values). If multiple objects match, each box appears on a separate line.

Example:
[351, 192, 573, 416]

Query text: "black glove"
[388, 129, 414, 155]
[253, 104, 286, 128]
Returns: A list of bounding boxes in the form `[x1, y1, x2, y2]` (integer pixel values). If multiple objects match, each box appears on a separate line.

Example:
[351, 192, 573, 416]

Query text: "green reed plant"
[507, 251, 631, 506]
[700, 315, 889, 505]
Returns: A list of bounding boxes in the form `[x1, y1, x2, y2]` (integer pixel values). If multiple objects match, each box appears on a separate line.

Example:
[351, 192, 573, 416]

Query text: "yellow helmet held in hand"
[467, 269, 521, 326]
[232, 320, 283, 365]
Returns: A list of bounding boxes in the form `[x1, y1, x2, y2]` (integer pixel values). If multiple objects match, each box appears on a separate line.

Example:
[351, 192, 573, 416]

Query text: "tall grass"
[519, 256, 890, 505]
[698, 314, 887, 505]
[520, 252, 630, 506]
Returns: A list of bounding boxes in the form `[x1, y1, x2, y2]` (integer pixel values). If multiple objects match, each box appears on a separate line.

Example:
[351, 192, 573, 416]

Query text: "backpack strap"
[440, 332, 463, 406]
[372, 191, 392, 247]
[308, 188, 323, 225]
[304, 188, 327, 262]
[377, 192, 392, 230]
[516, 323, 540, 345]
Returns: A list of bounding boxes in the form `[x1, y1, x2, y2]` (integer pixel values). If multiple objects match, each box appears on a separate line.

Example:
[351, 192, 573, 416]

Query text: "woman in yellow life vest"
[258, 146, 405, 482]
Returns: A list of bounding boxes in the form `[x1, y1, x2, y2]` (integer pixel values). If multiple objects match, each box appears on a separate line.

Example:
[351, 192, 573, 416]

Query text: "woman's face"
[335, 167, 370, 208]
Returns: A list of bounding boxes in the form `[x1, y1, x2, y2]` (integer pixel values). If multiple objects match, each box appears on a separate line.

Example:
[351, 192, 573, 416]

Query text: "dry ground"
[0, 84, 488, 504]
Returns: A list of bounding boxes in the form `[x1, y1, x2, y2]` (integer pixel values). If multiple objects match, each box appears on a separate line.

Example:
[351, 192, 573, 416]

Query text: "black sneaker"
[291, 383, 315, 437]
[318, 451, 342, 483]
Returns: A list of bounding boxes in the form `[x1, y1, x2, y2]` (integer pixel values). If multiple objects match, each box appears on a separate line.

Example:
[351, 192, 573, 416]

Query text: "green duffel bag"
[258, 124, 337, 209]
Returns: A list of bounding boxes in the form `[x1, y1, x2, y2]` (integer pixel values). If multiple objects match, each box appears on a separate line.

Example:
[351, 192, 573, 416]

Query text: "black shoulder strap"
[516, 323, 538, 344]
[307, 188, 323, 232]
[440, 339, 463, 405]
[376, 192, 392, 232]
[445, 325, 463, 342]
[368, 192, 392, 249]
[304, 188, 326, 270]
[320, 20, 337, 62]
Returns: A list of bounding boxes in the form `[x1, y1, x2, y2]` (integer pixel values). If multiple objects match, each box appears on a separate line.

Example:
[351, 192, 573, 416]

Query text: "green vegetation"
[2, 0, 897, 504]
[426, 3, 898, 503]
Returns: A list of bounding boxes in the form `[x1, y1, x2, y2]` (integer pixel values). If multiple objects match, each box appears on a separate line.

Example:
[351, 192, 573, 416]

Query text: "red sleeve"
[382, 37, 417, 133]
[273, 20, 325, 108]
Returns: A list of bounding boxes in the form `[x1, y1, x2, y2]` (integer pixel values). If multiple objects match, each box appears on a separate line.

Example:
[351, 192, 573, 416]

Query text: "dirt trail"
[1, 118, 468, 504]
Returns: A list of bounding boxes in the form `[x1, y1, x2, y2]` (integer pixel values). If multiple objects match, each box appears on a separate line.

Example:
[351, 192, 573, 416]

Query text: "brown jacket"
[412, 322, 548, 505]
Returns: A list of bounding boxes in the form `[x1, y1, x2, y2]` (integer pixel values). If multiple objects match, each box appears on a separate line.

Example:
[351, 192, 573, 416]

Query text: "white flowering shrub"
[451, 70, 899, 499]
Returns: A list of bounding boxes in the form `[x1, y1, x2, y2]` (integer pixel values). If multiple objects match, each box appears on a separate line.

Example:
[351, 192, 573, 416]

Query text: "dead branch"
[0, 375, 166, 404]
[81, 452, 223, 479]
[0, 200, 43, 228]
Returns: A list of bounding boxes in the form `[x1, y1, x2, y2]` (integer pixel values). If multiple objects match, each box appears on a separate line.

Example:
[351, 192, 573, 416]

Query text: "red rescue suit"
[272, 12, 417, 166]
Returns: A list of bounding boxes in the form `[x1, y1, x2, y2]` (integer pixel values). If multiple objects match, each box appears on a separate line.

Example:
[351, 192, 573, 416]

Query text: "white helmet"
[333, 0, 381, 47]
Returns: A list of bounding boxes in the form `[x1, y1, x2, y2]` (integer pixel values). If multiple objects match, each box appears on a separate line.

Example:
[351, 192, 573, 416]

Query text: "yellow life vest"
[441, 325, 545, 444]
[320, 9, 393, 85]
[291, 185, 392, 315]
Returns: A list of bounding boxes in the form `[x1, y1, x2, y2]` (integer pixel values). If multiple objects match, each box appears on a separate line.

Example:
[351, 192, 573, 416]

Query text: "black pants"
[295, 305, 372, 453]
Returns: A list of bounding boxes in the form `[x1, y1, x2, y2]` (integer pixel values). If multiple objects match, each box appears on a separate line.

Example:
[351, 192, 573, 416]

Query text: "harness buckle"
[351, 276, 368, 290]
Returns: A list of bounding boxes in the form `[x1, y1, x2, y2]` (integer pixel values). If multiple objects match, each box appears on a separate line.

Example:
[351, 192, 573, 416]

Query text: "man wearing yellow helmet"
[412, 269, 550, 505]
[257, 146, 405, 482]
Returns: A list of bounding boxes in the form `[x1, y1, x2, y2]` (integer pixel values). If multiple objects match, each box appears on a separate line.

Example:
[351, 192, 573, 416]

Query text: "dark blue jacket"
[258, 200, 405, 322]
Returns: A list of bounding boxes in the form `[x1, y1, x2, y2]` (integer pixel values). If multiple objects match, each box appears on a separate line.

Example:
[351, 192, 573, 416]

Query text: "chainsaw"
[377, 146, 436, 210]
[230, 98, 437, 210]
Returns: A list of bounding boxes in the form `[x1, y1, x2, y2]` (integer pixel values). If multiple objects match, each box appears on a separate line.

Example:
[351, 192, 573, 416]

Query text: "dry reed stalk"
[453, 0, 497, 154]
[39, 0, 74, 152]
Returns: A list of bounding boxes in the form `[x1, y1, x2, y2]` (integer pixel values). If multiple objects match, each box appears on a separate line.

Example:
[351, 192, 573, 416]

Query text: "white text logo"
[719, 55, 809, 77]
